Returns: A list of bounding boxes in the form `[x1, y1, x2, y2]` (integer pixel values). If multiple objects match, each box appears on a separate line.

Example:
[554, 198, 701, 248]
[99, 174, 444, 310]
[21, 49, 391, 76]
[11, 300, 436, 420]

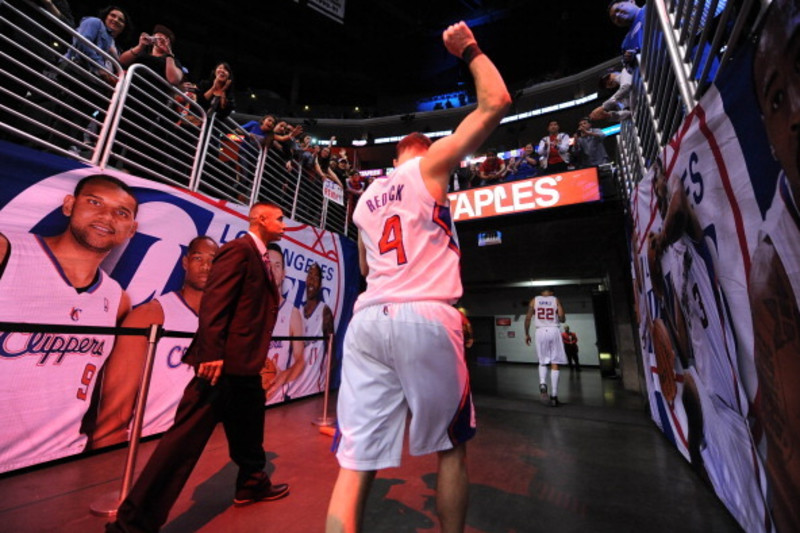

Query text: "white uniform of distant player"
[0, 232, 122, 472]
[336, 156, 474, 471]
[286, 301, 328, 399]
[533, 295, 566, 364]
[138, 291, 197, 438]
[266, 298, 296, 405]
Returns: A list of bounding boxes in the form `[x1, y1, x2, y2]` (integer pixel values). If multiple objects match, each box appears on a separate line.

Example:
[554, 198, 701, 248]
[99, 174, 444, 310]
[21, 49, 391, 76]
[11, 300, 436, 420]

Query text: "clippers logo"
[70, 307, 82, 321]
[0, 331, 107, 365]
[166, 345, 191, 369]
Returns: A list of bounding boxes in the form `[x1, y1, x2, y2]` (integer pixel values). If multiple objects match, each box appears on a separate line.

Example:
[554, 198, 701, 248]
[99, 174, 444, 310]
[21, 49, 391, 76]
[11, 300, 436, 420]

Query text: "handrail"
[612, 0, 761, 202]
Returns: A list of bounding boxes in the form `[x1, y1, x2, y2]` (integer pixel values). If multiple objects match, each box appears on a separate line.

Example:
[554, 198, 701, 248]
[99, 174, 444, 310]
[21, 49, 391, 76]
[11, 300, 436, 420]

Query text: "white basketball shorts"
[335, 301, 475, 470]
[536, 326, 567, 365]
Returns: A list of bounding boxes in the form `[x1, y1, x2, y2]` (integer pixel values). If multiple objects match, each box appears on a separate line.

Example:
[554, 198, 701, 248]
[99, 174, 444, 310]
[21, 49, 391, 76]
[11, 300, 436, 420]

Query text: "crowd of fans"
[450, 114, 614, 192]
[16, 0, 640, 215]
[450, 0, 640, 192]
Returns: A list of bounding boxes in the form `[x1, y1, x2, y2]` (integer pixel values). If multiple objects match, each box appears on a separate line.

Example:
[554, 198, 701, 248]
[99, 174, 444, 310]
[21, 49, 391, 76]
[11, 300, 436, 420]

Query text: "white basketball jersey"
[665, 237, 745, 415]
[533, 295, 560, 328]
[138, 291, 197, 438]
[353, 156, 461, 312]
[287, 301, 328, 398]
[266, 298, 296, 405]
[0, 232, 122, 472]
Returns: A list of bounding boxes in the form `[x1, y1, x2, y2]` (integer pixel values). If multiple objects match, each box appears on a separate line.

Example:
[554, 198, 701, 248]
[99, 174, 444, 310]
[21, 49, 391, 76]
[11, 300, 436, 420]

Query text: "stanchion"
[90, 323, 163, 517]
[313, 333, 336, 428]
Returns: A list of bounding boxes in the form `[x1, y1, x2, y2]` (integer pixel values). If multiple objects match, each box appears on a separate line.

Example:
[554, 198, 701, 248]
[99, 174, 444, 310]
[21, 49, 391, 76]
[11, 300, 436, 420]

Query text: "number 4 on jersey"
[379, 215, 408, 265]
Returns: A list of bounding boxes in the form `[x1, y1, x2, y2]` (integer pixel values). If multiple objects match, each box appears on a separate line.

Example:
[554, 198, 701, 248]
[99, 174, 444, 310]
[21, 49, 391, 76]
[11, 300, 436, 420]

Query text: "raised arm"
[119, 33, 151, 68]
[420, 21, 511, 201]
[266, 306, 306, 400]
[86, 300, 165, 450]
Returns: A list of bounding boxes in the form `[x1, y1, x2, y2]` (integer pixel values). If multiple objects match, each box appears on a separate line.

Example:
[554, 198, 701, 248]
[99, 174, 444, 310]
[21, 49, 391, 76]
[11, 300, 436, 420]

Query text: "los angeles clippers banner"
[0, 142, 359, 473]
[629, 12, 796, 531]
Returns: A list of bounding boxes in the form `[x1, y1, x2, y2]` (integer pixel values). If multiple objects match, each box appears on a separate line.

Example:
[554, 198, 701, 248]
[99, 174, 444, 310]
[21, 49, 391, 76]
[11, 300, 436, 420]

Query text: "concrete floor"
[0, 363, 743, 532]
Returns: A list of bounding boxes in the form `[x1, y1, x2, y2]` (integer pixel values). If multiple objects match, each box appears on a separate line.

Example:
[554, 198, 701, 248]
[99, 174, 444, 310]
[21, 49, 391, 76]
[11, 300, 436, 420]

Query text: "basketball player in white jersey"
[85, 235, 219, 450]
[650, 162, 768, 526]
[750, 3, 800, 529]
[285, 262, 333, 400]
[326, 21, 510, 533]
[650, 173, 745, 412]
[262, 242, 305, 405]
[524, 288, 566, 407]
[0, 174, 138, 472]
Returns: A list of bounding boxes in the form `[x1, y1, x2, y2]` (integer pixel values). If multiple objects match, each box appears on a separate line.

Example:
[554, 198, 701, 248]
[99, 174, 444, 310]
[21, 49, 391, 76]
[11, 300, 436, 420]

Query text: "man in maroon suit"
[108, 201, 289, 533]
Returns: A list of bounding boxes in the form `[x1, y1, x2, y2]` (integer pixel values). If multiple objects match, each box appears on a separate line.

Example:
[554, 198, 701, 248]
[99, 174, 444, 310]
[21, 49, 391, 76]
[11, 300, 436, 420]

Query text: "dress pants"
[111, 374, 267, 533]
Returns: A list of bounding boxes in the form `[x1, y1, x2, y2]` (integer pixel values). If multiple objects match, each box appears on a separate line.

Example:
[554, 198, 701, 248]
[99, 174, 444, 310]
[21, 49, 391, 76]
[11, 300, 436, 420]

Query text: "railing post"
[89, 323, 163, 517]
[652, 0, 697, 111]
[320, 196, 329, 230]
[188, 112, 214, 192]
[312, 333, 336, 428]
[249, 148, 267, 207]
[96, 66, 135, 170]
[291, 162, 303, 221]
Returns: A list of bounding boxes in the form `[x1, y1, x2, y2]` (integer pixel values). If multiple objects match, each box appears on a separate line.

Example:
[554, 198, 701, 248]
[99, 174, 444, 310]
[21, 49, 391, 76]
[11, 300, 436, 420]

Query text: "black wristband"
[461, 43, 484, 65]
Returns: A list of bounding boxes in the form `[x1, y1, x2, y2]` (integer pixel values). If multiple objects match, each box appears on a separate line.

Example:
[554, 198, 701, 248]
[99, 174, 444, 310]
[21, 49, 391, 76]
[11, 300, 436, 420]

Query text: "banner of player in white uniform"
[0, 144, 360, 474]
[629, 6, 799, 531]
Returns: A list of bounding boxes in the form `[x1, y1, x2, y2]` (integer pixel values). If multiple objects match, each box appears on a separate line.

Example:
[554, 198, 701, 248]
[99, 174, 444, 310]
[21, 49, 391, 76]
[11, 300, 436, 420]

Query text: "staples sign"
[447, 168, 601, 222]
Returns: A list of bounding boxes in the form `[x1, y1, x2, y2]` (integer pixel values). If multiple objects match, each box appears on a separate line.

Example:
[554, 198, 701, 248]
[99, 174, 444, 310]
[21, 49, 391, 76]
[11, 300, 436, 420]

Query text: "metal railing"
[0, 0, 355, 239]
[0, 0, 123, 164]
[615, 0, 767, 201]
[98, 63, 208, 187]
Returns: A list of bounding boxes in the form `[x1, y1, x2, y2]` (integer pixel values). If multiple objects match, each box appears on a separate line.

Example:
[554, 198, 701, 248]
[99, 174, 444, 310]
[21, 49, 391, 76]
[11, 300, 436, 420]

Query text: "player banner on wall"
[0, 142, 359, 473]
[629, 10, 798, 531]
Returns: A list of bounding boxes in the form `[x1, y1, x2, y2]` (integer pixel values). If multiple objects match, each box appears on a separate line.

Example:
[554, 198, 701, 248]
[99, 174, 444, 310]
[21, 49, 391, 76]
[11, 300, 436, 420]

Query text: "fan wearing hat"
[120, 23, 183, 85]
[589, 67, 632, 123]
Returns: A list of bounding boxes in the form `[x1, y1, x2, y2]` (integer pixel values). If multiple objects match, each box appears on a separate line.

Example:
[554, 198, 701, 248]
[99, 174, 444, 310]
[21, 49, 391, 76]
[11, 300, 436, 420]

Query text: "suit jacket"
[183, 234, 279, 376]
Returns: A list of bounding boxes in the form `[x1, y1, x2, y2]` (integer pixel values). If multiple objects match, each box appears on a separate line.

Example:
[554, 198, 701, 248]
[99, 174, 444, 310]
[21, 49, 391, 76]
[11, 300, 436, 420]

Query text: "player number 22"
[379, 215, 408, 265]
[537, 307, 556, 321]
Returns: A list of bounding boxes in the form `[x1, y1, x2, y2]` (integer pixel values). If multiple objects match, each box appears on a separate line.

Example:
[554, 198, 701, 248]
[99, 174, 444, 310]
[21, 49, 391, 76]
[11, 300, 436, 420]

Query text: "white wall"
[494, 313, 598, 364]
[460, 285, 600, 365]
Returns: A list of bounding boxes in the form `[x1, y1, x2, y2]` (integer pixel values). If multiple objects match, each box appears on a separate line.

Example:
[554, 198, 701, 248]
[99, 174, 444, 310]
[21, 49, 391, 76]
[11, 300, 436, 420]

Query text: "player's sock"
[551, 369, 560, 396]
[539, 363, 548, 385]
